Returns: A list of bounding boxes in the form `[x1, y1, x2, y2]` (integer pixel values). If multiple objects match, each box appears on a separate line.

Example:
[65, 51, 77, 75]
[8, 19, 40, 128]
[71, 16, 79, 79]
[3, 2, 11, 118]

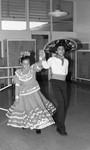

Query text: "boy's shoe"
[57, 128, 67, 136]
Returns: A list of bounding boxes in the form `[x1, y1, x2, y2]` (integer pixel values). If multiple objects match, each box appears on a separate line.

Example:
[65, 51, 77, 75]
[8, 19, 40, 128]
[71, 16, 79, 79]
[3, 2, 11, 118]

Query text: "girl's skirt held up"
[6, 90, 56, 130]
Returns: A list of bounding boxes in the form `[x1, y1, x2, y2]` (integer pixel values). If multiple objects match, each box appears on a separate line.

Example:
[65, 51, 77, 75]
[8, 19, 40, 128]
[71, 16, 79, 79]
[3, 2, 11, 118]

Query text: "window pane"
[2, 21, 26, 30]
[29, 0, 50, 31]
[1, 0, 25, 20]
[29, 21, 48, 31]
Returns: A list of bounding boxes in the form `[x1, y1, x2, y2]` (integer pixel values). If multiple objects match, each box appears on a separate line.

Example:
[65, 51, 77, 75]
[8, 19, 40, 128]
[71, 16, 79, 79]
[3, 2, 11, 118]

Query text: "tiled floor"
[0, 81, 90, 150]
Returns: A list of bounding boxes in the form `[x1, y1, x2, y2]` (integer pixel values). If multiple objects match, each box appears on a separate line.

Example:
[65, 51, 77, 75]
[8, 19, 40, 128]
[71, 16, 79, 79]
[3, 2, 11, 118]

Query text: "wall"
[74, 1, 90, 42]
[52, 32, 76, 41]
[0, 30, 77, 44]
[0, 30, 31, 41]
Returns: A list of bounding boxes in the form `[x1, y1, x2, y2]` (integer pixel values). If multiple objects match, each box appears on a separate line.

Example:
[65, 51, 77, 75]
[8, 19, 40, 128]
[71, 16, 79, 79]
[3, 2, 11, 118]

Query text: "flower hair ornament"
[19, 51, 30, 63]
[20, 51, 30, 58]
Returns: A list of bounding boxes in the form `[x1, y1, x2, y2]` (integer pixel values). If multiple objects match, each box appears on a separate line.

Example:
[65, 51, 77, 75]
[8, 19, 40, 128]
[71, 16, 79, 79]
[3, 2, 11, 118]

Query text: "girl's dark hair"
[19, 55, 30, 64]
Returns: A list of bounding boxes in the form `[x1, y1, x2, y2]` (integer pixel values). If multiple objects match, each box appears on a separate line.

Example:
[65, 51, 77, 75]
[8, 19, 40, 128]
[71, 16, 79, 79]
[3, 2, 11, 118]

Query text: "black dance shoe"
[36, 129, 41, 134]
[56, 128, 68, 136]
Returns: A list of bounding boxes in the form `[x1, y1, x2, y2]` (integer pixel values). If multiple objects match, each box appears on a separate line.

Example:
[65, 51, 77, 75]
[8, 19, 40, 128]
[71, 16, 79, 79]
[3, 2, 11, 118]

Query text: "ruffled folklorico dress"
[6, 63, 56, 129]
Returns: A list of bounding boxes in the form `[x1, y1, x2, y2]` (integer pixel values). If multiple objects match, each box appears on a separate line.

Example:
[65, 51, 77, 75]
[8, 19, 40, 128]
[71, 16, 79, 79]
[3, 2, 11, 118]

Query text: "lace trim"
[15, 70, 33, 82]
[19, 87, 40, 96]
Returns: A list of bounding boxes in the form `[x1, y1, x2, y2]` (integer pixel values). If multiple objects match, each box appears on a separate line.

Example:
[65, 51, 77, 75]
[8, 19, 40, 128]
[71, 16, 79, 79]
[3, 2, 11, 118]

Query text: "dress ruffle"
[6, 91, 56, 129]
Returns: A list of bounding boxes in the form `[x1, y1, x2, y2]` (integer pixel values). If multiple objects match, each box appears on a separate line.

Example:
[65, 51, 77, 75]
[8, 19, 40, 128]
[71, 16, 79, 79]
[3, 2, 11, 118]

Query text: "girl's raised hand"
[39, 49, 46, 60]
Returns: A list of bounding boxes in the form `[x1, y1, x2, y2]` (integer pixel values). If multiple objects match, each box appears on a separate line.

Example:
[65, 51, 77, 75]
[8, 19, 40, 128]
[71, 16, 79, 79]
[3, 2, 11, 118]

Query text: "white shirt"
[42, 56, 69, 80]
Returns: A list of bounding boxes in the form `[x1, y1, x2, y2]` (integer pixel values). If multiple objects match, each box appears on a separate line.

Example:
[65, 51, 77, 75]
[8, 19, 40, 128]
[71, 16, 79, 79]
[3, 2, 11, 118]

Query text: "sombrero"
[43, 38, 80, 53]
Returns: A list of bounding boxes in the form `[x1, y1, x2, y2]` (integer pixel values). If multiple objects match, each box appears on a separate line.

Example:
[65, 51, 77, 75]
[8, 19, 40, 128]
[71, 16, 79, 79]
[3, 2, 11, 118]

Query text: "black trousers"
[50, 79, 68, 130]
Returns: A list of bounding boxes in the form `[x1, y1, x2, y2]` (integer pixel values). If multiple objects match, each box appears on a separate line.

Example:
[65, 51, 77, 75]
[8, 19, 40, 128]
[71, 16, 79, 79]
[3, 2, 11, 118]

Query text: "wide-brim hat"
[43, 38, 80, 53]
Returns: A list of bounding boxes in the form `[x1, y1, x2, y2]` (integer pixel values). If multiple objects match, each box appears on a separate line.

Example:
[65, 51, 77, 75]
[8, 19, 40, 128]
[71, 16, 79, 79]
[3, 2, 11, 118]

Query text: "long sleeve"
[42, 61, 49, 69]
[65, 60, 69, 75]
[13, 71, 21, 98]
[15, 85, 20, 98]
[42, 58, 52, 69]
[32, 62, 43, 72]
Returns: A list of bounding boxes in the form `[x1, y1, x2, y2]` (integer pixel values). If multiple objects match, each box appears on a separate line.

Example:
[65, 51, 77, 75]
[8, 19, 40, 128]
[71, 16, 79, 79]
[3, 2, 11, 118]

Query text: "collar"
[55, 55, 64, 60]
